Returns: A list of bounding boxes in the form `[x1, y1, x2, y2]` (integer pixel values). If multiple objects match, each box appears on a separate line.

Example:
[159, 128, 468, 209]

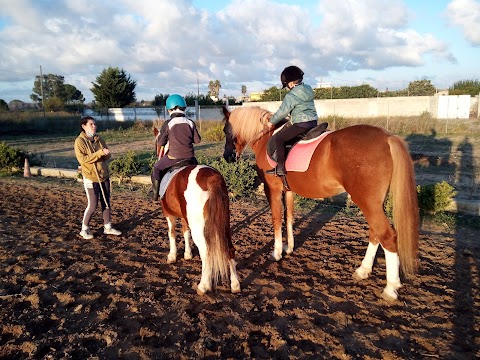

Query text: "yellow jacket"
[74, 132, 111, 182]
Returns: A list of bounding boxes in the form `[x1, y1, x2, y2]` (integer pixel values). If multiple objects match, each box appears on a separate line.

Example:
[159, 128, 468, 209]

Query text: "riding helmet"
[280, 65, 304, 88]
[166, 94, 187, 110]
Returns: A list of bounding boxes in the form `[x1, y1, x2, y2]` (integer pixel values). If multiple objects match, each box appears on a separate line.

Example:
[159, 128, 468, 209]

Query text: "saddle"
[267, 122, 330, 172]
[159, 158, 199, 199]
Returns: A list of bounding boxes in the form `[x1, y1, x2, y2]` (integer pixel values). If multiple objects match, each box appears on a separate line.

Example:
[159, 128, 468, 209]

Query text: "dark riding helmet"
[280, 65, 304, 88]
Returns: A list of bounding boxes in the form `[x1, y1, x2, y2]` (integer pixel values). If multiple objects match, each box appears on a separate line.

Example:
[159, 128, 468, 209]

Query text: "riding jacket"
[269, 83, 318, 126]
[74, 131, 111, 182]
[157, 113, 201, 159]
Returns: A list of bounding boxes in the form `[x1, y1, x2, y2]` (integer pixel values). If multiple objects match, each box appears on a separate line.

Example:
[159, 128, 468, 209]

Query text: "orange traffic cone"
[23, 158, 32, 177]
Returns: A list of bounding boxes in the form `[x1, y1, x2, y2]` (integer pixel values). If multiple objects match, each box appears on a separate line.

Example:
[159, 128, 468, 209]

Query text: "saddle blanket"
[267, 130, 331, 172]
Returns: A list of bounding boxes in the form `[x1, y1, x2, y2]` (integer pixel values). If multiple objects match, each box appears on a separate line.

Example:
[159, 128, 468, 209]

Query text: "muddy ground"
[0, 176, 479, 359]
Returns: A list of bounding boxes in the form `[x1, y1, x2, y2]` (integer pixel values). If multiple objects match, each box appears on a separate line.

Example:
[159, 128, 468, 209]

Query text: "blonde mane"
[228, 106, 271, 142]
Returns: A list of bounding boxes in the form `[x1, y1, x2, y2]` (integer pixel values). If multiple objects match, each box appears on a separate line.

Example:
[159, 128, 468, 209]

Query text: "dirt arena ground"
[0, 177, 479, 359]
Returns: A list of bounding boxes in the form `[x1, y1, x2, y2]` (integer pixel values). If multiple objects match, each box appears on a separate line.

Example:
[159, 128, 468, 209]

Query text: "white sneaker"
[104, 227, 122, 236]
[79, 229, 94, 240]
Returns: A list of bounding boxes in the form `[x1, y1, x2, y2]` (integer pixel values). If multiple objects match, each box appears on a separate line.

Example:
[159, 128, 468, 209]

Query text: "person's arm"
[157, 121, 169, 146]
[270, 94, 295, 125]
[74, 137, 105, 165]
[192, 122, 201, 144]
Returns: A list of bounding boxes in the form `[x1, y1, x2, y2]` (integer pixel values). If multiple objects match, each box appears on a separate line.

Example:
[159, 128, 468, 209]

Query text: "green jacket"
[74, 132, 111, 182]
[270, 83, 318, 125]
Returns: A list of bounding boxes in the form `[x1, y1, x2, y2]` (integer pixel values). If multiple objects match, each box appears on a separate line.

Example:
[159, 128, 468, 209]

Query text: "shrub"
[109, 151, 141, 184]
[384, 180, 457, 218]
[200, 122, 225, 142]
[417, 181, 457, 215]
[0, 142, 26, 171]
[199, 156, 257, 199]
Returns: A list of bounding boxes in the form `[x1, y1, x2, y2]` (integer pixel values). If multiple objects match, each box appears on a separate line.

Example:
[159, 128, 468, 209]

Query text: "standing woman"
[74, 116, 122, 239]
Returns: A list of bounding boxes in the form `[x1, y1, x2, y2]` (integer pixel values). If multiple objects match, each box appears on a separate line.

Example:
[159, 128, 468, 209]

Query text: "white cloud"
[0, 0, 465, 102]
[446, 0, 480, 45]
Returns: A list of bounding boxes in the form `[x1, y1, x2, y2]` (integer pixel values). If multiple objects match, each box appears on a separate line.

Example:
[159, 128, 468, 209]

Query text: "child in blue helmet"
[152, 94, 201, 201]
[266, 65, 318, 176]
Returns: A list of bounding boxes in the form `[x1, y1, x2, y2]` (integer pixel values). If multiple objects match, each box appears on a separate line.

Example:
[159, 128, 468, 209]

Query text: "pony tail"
[388, 136, 419, 277]
[203, 172, 232, 286]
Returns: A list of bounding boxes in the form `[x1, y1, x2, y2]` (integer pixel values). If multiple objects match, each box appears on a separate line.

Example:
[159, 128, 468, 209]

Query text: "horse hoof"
[381, 288, 398, 302]
[285, 248, 293, 255]
[353, 267, 370, 281]
[269, 252, 282, 262]
[196, 287, 205, 296]
[167, 255, 176, 264]
[184, 253, 193, 260]
[231, 282, 241, 293]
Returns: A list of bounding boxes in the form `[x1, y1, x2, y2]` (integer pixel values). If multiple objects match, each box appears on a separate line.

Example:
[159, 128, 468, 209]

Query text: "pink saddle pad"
[267, 131, 331, 172]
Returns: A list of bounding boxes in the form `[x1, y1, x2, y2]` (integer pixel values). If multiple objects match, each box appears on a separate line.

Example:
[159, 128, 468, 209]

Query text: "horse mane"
[228, 106, 272, 142]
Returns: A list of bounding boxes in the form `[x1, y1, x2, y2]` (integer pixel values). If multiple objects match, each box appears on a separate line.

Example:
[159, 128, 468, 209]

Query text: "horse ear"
[222, 105, 230, 119]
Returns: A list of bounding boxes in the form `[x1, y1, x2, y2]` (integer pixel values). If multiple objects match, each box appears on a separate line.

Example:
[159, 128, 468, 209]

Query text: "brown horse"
[153, 127, 240, 295]
[222, 106, 419, 301]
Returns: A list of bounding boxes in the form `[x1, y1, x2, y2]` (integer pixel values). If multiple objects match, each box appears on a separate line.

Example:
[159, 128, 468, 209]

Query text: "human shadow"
[457, 137, 478, 199]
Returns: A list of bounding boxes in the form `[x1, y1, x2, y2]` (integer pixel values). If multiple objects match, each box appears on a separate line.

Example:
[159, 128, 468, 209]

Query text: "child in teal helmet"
[151, 94, 201, 201]
[266, 65, 318, 176]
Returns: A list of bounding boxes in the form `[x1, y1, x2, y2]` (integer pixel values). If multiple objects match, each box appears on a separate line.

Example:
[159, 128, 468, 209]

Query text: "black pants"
[268, 122, 317, 164]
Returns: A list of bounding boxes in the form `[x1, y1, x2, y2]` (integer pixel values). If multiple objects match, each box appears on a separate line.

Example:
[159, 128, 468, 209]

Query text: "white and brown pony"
[153, 127, 240, 295]
[222, 106, 419, 301]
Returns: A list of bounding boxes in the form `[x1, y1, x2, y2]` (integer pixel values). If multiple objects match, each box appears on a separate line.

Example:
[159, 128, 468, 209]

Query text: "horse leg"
[265, 186, 285, 261]
[229, 259, 241, 293]
[189, 223, 211, 295]
[166, 216, 178, 264]
[357, 200, 402, 301]
[181, 218, 193, 260]
[381, 247, 402, 301]
[353, 241, 379, 280]
[284, 190, 295, 254]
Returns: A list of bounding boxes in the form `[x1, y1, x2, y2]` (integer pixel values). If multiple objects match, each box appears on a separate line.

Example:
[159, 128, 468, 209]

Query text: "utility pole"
[39, 66, 46, 118]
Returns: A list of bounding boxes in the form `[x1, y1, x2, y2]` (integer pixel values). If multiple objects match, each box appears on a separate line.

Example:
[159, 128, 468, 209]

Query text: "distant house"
[249, 92, 263, 101]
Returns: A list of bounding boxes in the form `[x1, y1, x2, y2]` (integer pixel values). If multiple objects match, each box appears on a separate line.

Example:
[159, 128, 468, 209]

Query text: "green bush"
[384, 180, 457, 218]
[200, 122, 225, 142]
[0, 142, 26, 171]
[417, 181, 457, 215]
[109, 151, 141, 184]
[199, 156, 257, 199]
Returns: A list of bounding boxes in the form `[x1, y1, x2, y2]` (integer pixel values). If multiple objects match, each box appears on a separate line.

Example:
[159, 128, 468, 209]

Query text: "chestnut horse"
[222, 106, 419, 301]
[153, 127, 240, 295]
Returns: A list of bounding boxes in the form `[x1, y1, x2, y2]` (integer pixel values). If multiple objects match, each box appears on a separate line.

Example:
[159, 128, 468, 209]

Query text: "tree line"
[0, 66, 479, 113]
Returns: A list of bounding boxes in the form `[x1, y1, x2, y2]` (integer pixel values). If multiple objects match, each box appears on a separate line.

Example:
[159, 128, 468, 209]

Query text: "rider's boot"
[266, 162, 286, 176]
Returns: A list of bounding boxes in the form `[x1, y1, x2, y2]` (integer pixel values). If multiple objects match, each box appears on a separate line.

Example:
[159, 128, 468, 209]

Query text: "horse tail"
[203, 170, 233, 287]
[388, 136, 419, 278]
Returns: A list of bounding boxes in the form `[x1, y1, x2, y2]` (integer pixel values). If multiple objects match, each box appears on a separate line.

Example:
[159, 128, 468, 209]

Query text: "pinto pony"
[222, 106, 419, 301]
[153, 127, 240, 295]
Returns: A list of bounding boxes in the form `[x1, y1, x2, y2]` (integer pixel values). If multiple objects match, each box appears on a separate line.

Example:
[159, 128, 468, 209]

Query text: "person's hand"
[102, 148, 111, 156]
[267, 122, 274, 129]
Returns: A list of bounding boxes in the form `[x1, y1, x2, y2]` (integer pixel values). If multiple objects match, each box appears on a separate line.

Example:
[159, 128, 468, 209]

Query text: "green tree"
[407, 80, 436, 96]
[208, 80, 221, 100]
[31, 74, 84, 109]
[91, 67, 136, 108]
[31, 74, 66, 103]
[45, 97, 65, 112]
[64, 84, 85, 103]
[449, 80, 480, 96]
[260, 86, 283, 101]
[153, 93, 169, 106]
[0, 99, 8, 111]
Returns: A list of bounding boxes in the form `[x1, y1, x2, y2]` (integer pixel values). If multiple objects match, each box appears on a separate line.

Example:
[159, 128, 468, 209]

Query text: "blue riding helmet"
[166, 94, 187, 110]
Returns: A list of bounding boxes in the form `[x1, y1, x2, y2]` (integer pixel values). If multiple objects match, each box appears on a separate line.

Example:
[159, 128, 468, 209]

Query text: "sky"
[0, 0, 479, 104]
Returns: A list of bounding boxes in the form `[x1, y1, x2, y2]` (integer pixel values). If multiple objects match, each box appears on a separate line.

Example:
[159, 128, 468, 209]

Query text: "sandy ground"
[0, 177, 479, 359]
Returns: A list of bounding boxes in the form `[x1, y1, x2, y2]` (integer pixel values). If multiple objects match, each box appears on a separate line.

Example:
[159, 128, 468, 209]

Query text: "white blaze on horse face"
[183, 166, 209, 254]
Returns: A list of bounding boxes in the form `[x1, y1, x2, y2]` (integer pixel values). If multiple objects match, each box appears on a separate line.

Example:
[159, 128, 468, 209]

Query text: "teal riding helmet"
[166, 94, 187, 110]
